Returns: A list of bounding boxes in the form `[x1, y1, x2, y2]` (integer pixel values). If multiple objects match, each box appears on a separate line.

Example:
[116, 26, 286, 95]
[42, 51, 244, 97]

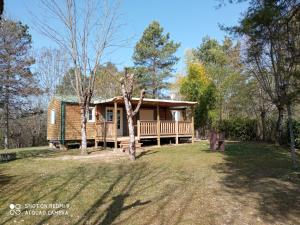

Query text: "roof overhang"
[94, 96, 197, 107]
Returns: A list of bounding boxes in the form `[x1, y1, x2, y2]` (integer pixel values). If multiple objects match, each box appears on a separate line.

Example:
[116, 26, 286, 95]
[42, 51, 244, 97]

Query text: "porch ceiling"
[94, 96, 197, 107]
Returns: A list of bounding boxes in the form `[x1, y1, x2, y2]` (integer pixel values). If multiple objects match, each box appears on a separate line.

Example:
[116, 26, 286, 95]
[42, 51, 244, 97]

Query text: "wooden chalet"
[47, 96, 197, 149]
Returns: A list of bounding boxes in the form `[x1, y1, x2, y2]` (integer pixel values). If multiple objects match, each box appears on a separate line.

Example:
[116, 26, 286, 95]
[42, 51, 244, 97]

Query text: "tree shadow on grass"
[74, 163, 166, 225]
[1, 150, 202, 225]
[100, 193, 151, 225]
[0, 170, 13, 188]
[136, 149, 159, 159]
[211, 142, 300, 224]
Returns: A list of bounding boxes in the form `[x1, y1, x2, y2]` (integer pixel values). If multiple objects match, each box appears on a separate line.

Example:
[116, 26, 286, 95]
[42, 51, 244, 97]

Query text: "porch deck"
[95, 120, 194, 145]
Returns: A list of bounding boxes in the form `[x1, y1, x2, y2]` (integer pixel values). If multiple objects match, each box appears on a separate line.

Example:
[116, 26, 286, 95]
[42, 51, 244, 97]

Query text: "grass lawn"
[0, 142, 299, 225]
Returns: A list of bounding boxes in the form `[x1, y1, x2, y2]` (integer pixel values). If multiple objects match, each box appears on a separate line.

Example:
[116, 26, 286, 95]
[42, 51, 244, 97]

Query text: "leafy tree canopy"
[180, 62, 216, 129]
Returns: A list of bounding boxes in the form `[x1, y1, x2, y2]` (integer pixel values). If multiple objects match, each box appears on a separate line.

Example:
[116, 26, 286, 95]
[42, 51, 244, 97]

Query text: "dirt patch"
[51, 150, 127, 162]
[41, 148, 153, 162]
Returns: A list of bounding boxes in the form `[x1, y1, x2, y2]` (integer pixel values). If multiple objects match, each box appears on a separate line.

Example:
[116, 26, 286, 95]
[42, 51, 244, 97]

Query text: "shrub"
[219, 117, 258, 141]
[286, 120, 300, 148]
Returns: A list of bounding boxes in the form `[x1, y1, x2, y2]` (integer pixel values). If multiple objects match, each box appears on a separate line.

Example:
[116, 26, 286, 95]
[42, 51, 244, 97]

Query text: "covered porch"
[93, 96, 197, 148]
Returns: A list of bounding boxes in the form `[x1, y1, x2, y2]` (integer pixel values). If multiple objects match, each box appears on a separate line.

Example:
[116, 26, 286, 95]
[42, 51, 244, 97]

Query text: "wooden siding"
[48, 98, 191, 142]
[64, 104, 95, 140]
[47, 99, 61, 141]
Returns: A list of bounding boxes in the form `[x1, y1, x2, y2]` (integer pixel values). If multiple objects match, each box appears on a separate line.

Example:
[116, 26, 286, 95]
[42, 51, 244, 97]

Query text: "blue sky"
[5, 0, 248, 73]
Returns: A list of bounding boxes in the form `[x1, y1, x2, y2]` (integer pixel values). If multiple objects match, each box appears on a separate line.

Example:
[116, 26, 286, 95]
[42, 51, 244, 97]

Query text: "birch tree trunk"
[127, 113, 136, 160]
[80, 104, 88, 154]
[120, 70, 145, 160]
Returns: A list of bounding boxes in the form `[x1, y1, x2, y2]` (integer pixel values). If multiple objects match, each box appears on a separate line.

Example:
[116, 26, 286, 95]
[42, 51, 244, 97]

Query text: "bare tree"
[120, 69, 145, 160]
[35, 48, 69, 107]
[32, 0, 121, 154]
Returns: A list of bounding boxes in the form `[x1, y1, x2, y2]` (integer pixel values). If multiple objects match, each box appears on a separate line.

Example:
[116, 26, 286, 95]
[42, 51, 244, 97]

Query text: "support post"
[191, 106, 195, 144]
[175, 120, 179, 145]
[114, 101, 118, 150]
[157, 105, 160, 147]
[103, 121, 107, 149]
[137, 120, 140, 141]
[95, 140, 98, 148]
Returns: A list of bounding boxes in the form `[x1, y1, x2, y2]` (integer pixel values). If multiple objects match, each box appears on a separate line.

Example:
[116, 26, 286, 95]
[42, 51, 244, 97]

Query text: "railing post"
[191, 106, 195, 144]
[157, 105, 160, 147]
[94, 122, 98, 148]
[94, 122, 97, 139]
[114, 101, 118, 150]
[175, 120, 179, 145]
[104, 121, 107, 149]
[137, 120, 140, 140]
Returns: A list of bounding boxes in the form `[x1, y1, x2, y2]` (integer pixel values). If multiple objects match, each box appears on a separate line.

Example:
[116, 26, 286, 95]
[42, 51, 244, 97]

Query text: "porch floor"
[95, 135, 192, 142]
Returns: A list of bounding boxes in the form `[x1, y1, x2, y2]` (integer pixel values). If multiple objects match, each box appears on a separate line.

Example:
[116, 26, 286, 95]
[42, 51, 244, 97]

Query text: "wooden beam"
[114, 101, 118, 149]
[175, 120, 179, 145]
[137, 120, 140, 141]
[191, 106, 195, 144]
[104, 121, 107, 149]
[157, 105, 160, 147]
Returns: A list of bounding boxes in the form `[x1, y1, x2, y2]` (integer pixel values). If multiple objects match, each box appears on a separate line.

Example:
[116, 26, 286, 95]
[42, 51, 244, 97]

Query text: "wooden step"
[120, 140, 142, 153]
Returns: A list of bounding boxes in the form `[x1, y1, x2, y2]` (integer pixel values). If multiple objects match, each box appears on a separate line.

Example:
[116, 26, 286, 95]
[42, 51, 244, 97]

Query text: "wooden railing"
[178, 121, 193, 135]
[96, 120, 193, 139]
[160, 121, 176, 135]
[138, 120, 193, 137]
[139, 120, 157, 136]
[95, 121, 114, 138]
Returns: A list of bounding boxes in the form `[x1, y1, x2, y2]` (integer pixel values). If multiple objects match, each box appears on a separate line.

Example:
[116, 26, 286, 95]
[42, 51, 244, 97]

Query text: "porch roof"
[93, 96, 197, 107]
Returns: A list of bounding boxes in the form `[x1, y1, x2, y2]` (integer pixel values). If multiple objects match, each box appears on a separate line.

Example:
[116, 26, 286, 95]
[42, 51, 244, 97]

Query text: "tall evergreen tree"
[0, 19, 38, 149]
[133, 21, 180, 98]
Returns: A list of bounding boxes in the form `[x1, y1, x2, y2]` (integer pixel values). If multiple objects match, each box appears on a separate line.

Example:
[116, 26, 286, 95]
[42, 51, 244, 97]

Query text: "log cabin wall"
[64, 103, 96, 140]
[47, 99, 61, 141]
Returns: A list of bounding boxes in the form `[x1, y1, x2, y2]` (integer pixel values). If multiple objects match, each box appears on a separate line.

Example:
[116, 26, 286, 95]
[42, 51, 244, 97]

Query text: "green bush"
[219, 117, 257, 141]
[287, 120, 300, 148]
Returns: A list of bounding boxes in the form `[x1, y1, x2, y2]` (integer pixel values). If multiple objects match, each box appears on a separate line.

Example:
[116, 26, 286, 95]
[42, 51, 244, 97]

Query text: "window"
[106, 108, 121, 129]
[50, 110, 56, 124]
[172, 111, 176, 121]
[171, 110, 180, 121]
[106, 109, 113, 122]
[87, 107, 95, 122]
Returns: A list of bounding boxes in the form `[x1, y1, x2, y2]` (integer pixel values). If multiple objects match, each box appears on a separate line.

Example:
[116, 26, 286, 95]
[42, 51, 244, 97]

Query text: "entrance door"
[106, 107, 123, 136]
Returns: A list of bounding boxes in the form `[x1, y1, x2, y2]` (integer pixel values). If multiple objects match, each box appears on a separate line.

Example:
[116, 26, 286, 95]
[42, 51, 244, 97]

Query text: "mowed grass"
[0, 142, 299, 225]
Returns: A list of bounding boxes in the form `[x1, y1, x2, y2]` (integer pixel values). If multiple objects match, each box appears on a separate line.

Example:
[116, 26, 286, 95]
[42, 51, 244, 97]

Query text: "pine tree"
[0, 19, 39, 149]
[133, 21, 180, 98]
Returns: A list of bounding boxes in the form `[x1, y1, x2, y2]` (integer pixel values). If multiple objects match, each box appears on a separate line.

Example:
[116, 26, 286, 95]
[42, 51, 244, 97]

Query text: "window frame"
[87, 107, 96, 122]
[50, 110, 56, 124]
